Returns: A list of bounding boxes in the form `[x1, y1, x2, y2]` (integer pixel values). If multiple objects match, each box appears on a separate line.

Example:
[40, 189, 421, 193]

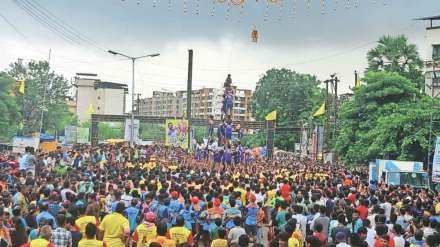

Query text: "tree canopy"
[366, 35, 424, 90]
[0, 73, 20, 141]
[7, 60, 73, 135]
[251, 68, 322, 150]
[335, 71, 440, 165]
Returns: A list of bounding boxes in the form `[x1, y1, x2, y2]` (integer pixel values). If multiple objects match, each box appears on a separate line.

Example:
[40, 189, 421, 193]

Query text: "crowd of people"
[0, 143, 438, 247]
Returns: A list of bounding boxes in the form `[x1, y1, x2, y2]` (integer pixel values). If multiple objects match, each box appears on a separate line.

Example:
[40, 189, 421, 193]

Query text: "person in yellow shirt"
[99, 202, 130, 247]
[169, 216, 193, 246]
[75, 205, 98, 239]
[79, 223, 107, 247]
[149, 222, 176, 247]
[23, 225, 54, 247]
[211, 228, 227, 247]
[132, 212, 157, 247]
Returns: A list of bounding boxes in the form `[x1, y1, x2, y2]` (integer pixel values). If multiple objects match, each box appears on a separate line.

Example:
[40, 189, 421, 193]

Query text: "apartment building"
[138, 87, 253, 121]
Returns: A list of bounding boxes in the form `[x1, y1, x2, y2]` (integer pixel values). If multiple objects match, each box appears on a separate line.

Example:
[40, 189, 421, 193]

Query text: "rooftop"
[94, 81, 128, 93]
[415, 14, 440, 29]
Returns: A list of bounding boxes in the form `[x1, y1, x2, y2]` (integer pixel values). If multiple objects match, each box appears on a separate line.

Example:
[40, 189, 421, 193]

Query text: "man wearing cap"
[132, 212, 157, 247]
[99, 202, 130, 247]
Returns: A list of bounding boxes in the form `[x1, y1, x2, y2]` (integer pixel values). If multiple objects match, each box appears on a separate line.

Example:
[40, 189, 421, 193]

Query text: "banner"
[77, 127, 90, 144]
[165, 119, 188, 149]
[124, 119, 140, 143]
[432, 137, 440, 183]
[12, 136, 39, 153]
[65, 125, 77, 144]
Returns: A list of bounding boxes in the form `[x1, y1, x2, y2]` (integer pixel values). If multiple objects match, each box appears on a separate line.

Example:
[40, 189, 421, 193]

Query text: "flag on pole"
[265, 110, 277, 121]
[86, 104, 95, 116]
[18, 80, 25, 94]
[355, 78, 361, 87]
[313, 102, 326, 117]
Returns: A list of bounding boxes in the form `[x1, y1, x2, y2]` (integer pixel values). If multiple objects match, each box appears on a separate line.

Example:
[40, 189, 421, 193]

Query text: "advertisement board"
[432, 137, 440, 183]
[76, 127, 89, 144]
[124, 119, 140, 144]
[12, 136, 39, 153]
[165, 119, 188, 149]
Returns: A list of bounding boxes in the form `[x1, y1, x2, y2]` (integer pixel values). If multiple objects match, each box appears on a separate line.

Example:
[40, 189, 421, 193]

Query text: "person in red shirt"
[313, 223, 327, 245]
[280, 179, 291, 202]
[347, 188, 356, 205]
[373, 224, 395, 247]
[356, 199, 369, 220]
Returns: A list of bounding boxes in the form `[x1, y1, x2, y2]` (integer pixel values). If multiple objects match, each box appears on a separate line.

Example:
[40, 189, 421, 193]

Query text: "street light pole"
[108, 50, 160, 147]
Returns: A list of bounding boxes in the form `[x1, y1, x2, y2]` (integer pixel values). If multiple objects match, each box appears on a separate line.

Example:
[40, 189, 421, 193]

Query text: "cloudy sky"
[0, 0, 438, 104]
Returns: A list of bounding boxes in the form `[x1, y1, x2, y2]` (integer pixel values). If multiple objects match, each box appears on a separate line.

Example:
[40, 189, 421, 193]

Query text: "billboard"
[124, 119, 140, 144]
[12, 136, 39, 153]
[65, 125, 77, 144]
[432, 137, 440, 183]
[77, 127, 90, 144]
[165, 119, 188, 149]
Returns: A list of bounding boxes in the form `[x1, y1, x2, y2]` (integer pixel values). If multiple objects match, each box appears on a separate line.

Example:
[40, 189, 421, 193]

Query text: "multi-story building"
[418, 15, 440, 97]
[74, 73, 128, 122]
[138, 87, 253, 121]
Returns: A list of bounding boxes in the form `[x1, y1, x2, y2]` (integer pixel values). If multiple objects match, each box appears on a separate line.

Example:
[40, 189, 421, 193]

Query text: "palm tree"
[366, 35, 424, 89]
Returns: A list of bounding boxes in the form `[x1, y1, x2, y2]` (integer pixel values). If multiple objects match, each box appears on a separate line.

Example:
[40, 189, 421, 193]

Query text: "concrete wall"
[76, 78, 97, 123]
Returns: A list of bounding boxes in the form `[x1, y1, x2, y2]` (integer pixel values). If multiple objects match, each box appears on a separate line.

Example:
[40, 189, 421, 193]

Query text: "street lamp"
[108, 50, 160, 147]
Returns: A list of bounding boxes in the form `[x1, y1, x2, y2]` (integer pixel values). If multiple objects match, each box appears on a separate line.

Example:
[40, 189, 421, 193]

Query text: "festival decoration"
[251, 28, 258, 42]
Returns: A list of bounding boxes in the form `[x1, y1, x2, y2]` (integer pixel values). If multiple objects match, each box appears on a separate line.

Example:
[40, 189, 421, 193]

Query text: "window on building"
[433, 44, 440, 60]
[97, 107, 100, 110]
[97, 96, 101, 100]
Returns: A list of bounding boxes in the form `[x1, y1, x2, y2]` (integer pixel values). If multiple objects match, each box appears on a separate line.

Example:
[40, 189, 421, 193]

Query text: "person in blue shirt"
[225, 121, 233, 145]
[245, 194, 259, 242]
[169, 191, 184, 225]
[125, 199, 140, 234]
[36, 203, 57, 228]
[224, 199, 241, 230]
[180, 202, 195, 231]
[222, 146, 232, 166]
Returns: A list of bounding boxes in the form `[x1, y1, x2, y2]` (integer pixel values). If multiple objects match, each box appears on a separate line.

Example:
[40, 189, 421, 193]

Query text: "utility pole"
[323, 74, 339, 163]
[136, 93, 142, 116]
[187, 50, 193, 150]
[108, 50, 160, 146]
[39, 48, 51, 136]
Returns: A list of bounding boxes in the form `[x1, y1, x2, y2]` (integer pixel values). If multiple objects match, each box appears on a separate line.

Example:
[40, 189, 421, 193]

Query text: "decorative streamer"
[239, 3, 244, 22]
[321, 0, 325, 14]
[152, 0, 156, 7]
[264, 0, 269, 22]
[183, 0, 187, 13]
[292, 0, 297, 19]
[278, 0, 283, 22]
[354, 0, 359, 8]
[306, 0, 311, 16]
[211, 0, 216, 16]
[226, 2, 231, 20]
[334, 0, 338, 11]
[195, 0, 200, 15]
[346, 0, 350, 9]
[168, 0, 172, 11]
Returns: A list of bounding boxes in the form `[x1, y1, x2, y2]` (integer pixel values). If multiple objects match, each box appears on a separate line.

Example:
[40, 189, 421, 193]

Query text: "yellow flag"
[18, 80, 25, 94]
[355, 78, 361, 87]
[265, 110, 277, 121]
[86, 104, 95, 116]
[313, 102, 326, 117]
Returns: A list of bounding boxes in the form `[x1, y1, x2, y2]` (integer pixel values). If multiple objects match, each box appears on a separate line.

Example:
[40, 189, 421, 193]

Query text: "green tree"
[252, 68, 322, 150]
[366, 35, 424, 89]
[0, 73, 20, 141]
[7, 60, 71, 135]
[335, 71, 440, 165]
